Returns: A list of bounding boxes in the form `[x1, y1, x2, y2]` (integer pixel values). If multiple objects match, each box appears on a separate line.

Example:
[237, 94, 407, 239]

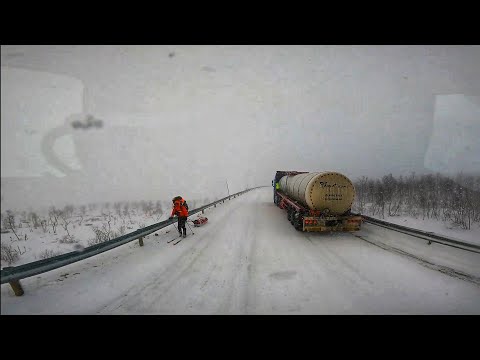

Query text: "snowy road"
[2, 187, 480, 314]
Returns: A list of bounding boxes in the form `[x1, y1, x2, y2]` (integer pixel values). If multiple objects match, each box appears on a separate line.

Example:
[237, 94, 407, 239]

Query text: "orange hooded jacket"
[171, 197, 189, 217]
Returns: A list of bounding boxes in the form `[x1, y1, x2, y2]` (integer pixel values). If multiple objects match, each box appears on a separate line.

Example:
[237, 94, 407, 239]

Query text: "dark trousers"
[177, 216, 187, 235]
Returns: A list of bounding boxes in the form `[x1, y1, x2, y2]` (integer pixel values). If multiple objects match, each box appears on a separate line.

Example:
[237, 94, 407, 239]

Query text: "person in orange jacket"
[169, 196, 189, 238]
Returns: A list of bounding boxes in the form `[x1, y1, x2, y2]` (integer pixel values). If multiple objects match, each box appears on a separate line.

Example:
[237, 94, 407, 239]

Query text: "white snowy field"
[2, 187, 479, 315]
[0, 199, 209, 268]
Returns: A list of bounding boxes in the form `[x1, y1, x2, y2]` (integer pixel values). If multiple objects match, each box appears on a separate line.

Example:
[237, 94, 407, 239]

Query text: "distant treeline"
[353, 173, 480, 230]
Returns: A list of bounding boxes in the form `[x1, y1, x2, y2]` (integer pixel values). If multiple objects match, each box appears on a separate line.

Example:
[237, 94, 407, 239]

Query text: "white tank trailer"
[274, 171, 362, 232]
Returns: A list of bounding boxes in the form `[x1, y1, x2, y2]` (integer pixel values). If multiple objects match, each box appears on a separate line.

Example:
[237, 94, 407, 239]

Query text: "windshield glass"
[2, 45, 479, 314]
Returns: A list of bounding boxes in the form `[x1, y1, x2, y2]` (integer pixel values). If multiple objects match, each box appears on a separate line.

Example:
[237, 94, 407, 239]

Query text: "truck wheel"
[294, 221, 303, 231]
[293, 212, 303, 231]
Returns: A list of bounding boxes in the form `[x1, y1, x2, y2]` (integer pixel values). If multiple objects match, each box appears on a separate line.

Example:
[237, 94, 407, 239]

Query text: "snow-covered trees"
[353, 173, 480, 229]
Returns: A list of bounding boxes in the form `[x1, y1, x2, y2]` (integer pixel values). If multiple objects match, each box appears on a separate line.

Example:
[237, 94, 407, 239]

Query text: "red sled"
[192, 216, 208, 227]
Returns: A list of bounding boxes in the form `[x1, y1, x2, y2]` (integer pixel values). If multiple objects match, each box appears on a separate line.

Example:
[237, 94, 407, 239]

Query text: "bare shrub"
[123, 202, 130, 215]
[118, 225, 126, 236]
[17, 245, 27, 255]
[87, 238, 101, 246]
[3, 210, 21, 241]
[29, 211, 40, 229]
[1, 243, 20, 265]
[114, 202, 123, 216]
[63, 205, 75, 218]
[40, 219, 48, 233]
[59, 235, 78, 244]
[38, 249, 62, 259]
[59, 208, 73, 236]
[90, 219, 119, 244]
[154, 201, 164, 221]
[49, 207, 61, 234]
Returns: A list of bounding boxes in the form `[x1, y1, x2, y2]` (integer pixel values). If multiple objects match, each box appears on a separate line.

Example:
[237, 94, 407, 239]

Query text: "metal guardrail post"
[9, 280, 24, 296]
[138, 237, 144, 247]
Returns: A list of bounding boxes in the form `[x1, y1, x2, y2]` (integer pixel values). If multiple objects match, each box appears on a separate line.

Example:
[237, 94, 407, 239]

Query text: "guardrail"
[361, 214, 480, 253]
[1, 186, 268, 296]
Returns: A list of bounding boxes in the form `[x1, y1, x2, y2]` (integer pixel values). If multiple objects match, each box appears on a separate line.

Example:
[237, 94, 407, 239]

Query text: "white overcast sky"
[1, 45, 479, 210]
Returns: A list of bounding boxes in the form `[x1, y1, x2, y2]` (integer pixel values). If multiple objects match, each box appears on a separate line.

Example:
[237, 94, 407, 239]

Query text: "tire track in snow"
[303, 233, 375, 287]
[98, 191, 261, 313]
[353, 234, 480, 286]
[217, 191, 261, 314]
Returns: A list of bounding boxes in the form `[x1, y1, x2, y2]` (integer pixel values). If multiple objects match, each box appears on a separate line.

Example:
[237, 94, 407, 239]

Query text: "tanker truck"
[272, 171, 362, 232]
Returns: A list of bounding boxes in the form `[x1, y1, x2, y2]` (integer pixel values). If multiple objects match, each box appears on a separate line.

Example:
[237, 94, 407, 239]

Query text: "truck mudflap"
[303, 215, 363, 232]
